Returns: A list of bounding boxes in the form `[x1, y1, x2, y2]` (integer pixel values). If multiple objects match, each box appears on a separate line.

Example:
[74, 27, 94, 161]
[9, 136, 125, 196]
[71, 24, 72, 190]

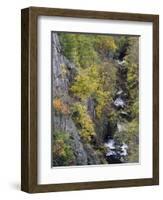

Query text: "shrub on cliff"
[53, 131, 75, 166]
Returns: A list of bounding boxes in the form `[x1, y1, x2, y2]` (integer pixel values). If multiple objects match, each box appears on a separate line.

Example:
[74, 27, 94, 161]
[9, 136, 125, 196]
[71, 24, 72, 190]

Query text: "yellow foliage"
[95, 90, 109, 118]
[70, 65, 100, 100]
[95, 36, 117, 53]
[70, 64, 110, 118]
[72, 103, 95, 141]
[102, 37, 117, 51]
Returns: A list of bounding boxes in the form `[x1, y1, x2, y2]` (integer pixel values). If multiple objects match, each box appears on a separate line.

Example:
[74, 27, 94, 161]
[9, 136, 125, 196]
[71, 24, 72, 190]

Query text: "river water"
[105, 138, 128, 164]
[104, 87, 129, 164]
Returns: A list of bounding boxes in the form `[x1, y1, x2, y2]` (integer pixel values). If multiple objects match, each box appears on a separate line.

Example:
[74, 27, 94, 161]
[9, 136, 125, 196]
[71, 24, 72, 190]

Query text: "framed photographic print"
[21, 7, 159, 193]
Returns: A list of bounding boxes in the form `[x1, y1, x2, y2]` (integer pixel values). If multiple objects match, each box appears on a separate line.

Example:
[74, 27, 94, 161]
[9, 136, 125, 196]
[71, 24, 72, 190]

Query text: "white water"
[105, 139, 128, 160]
[114, 97, 125, 108]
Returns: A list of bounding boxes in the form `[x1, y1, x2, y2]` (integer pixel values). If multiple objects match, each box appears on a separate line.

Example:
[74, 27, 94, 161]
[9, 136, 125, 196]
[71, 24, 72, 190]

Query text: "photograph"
[51, 32, 139, 167]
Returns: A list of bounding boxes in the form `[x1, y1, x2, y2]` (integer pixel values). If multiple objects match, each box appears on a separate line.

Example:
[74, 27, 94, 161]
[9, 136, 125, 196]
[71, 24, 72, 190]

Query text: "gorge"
[51, 32, 139, 166]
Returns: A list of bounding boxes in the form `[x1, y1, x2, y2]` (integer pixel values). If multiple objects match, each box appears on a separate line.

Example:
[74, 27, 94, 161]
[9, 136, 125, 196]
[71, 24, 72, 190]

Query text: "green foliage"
[71, 103, 95, 142]
[126, 37, 139, 91]
[122, 37, 139, 162]
[59, 33, 79, 66]
[125, 37, 139, 121]
[53, 131, 75, 166]
[127, 141, 139, 163]
[100, 61, 117, 91]
[59, 33, 117, 68]
[121, 119, 139, 163]
[116, 36, 128, 48]
[59, 33, 99, 68]
[127, 119, 139, 137]
[126, 37, 139, 63]
[130, 99, 139, 118]
[75, 34, 99, 68]
[108, 110, 119, 126]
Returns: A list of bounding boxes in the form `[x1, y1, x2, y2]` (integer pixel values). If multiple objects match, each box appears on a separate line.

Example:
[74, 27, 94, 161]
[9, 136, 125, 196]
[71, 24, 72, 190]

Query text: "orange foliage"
[53, 98, 69, 115]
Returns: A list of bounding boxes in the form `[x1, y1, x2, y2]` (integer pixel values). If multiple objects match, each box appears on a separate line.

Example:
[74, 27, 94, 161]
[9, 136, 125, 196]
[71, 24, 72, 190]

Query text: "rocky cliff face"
[52, 33, 104, 165]
[52, 33, 87, 165]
